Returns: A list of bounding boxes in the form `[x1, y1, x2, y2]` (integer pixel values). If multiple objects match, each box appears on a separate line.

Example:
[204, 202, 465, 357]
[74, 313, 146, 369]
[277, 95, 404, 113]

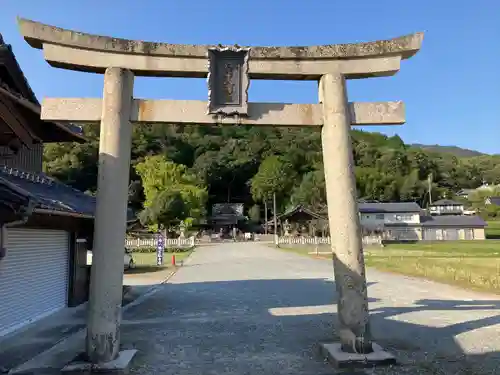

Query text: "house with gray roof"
[419, 215, 486, 240]
[358, 202, 423, 241]
[358, 201, 485, 242]
[429, 199, 465, 216]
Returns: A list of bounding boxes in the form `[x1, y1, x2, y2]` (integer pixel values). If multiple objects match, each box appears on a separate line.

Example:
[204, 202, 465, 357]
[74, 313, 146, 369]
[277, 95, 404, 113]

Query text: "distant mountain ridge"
[410, 144, 486, 158]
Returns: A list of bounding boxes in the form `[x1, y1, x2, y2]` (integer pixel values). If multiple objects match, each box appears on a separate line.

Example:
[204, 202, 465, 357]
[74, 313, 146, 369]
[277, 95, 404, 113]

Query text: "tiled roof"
[0, 165, 136, 221]
[431, 199, 462, 206]
[0, 38, 85, 142]
[358, 202, 422, 213]
[420, 215, 486, 228]
[0, 165, 95, 217]
[0, 175, 35, 220]
[276, 205, 327, 221]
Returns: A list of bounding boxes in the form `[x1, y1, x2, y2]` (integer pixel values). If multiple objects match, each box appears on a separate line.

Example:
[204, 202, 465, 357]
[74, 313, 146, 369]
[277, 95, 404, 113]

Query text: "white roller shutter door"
[0, 228, 69, 336]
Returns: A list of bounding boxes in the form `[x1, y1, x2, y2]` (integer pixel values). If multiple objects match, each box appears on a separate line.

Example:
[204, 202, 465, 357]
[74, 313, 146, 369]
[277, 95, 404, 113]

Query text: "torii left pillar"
[85, 67, 136, 365]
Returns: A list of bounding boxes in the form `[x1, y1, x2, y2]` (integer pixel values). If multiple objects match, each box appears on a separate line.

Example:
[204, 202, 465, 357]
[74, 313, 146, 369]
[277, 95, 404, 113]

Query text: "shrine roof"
[275, 205, 327, 222]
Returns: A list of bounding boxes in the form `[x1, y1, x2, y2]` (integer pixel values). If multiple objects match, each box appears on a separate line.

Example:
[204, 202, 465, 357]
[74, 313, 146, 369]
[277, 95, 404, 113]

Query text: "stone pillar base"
[320, 342, 395, 369]
[62, 349, 137, 374]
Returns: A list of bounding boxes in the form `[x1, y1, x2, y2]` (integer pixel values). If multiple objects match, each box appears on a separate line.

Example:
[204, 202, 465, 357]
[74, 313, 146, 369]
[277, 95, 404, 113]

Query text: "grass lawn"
[486, 220, 500, 239]
[277, 245, 331, 260]
[278, 241, 500, 294]
[128, 250, 193, 273]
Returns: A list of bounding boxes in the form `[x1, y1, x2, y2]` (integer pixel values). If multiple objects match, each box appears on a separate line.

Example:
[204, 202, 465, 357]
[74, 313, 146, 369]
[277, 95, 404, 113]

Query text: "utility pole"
[264, 201, 268, 235]
[273, 192, 278, 246]
[428, 173, 433, 207]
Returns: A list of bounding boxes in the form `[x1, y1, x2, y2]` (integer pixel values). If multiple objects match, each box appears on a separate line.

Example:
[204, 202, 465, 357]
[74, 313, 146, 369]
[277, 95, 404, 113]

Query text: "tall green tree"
[250, 155, 297, 208]
[135, 155, 207, 231]
[248, 204, 261, 224]
[41, 122, 500, 219]
[290, 170, 326, 211]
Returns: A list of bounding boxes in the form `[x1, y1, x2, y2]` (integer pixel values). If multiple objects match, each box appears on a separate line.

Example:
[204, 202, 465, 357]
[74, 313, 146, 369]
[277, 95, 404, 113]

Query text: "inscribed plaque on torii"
[207, 46, 250, 116]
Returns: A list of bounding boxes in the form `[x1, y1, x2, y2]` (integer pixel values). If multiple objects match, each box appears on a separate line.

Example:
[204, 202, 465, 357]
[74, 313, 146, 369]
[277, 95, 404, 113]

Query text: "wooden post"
[264, 201, 268, 235]
[273, 193, 278, 246]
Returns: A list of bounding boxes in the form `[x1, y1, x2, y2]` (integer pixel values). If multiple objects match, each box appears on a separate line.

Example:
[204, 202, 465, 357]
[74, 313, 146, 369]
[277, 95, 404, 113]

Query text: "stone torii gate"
[18, 18, 423, 369]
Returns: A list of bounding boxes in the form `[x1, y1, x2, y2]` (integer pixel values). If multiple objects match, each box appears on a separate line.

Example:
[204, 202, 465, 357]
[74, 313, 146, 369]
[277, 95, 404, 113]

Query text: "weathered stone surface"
[18, 18, 423, 79]
[86, 68, 134, 363]
[19, 18, 423, 59]
[42, 44, 403, 79]
[320, 73, 372, 353]
[41, 98, 405, 126]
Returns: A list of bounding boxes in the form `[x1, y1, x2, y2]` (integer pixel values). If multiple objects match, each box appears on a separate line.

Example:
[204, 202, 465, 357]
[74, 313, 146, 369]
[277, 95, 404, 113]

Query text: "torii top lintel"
[17, 18, 423, 80]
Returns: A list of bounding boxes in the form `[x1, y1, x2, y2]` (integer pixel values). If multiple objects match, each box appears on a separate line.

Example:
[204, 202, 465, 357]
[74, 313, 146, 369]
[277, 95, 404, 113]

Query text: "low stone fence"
[125, 236, 195, 249]
[277, 235, 382, 247]
[277, 236, 330, 246]
[195, 233, 274, 243]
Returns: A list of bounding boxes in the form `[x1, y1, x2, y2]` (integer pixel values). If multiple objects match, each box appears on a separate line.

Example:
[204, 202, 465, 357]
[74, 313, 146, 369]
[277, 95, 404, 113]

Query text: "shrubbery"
[478, 205, 500, 219]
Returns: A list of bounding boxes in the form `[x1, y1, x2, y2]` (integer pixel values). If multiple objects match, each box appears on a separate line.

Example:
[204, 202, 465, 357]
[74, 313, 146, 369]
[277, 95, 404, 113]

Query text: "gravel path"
[120, 242, 500, 375]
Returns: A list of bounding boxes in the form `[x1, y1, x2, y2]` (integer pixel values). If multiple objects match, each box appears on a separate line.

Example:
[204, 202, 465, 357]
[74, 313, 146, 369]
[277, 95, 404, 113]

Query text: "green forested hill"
[410, 144, 486, 158]
[43, 124, 500, 219]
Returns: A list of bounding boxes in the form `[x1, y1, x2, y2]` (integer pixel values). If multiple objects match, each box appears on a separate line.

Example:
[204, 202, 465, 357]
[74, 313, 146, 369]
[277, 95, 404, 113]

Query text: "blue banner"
[156, 232, 165, 266]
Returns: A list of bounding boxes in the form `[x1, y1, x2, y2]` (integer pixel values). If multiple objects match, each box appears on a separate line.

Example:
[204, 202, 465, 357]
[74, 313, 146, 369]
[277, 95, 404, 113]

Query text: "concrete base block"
[320, 342, 396, 369]
[62, 349, 137, 374]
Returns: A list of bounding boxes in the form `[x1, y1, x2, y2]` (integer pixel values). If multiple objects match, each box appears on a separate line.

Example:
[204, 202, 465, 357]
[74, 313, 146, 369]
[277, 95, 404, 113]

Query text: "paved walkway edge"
[9, 268, 179, 375]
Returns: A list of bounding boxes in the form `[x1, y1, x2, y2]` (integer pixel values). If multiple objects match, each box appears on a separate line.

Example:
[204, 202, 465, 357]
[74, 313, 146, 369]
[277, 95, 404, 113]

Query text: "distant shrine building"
[208, 203, 246, 233]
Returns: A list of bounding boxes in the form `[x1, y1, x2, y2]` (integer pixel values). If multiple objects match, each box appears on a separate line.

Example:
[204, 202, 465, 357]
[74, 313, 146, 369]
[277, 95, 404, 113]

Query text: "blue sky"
[1, 1, 499, 154]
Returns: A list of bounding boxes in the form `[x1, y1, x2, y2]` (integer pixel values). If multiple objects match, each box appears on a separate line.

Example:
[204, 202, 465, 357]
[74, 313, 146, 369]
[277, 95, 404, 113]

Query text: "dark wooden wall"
[0, 143, 43, 172]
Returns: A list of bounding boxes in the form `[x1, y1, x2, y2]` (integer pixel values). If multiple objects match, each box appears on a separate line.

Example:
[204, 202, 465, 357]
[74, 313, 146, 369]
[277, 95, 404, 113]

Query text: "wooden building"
[0, 35, 97, 337]
[266, 205, 328, 236]
[209, 203, 246, 234]
[272, 202, 486, 242]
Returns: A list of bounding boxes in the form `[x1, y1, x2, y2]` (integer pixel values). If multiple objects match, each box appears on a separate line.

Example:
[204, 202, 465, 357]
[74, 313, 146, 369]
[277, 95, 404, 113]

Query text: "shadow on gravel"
[4, 278, 500, 375]
[119, 277, 500, 375]
[369, 298, 500, 374]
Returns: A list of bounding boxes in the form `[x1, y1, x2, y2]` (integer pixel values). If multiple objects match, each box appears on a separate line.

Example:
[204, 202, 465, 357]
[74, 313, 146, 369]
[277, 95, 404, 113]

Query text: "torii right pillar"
[320, 72, 397, 367]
